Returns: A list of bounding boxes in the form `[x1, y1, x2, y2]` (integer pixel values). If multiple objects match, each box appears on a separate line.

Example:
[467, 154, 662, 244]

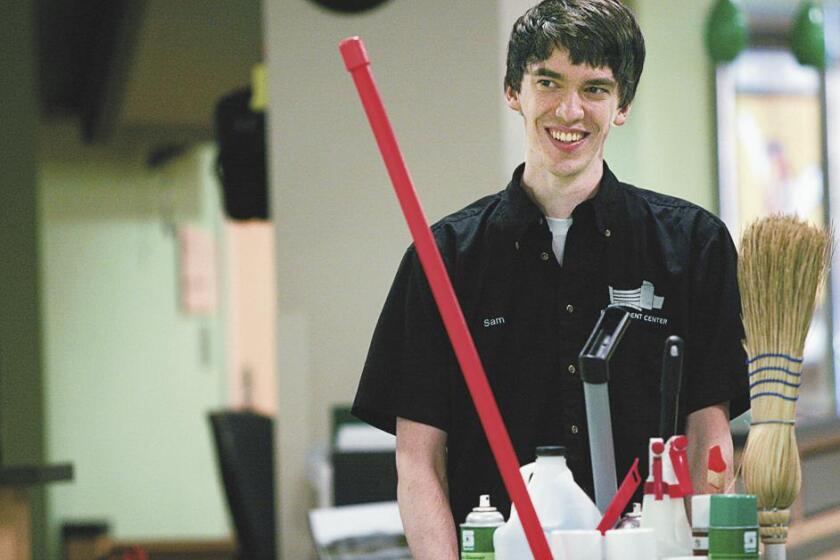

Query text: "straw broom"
[738, 215, 831, 560]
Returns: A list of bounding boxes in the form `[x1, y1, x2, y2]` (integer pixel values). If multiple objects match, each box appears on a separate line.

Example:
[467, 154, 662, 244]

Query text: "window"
[714, 8, 838, 424]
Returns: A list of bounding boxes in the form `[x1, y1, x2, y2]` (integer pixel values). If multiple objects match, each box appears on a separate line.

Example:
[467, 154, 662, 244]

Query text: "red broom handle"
[339, 36, 552, 559]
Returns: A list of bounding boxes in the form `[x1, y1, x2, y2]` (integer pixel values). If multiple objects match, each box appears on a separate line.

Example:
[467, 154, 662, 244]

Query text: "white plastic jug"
[494, 446, 602, 560]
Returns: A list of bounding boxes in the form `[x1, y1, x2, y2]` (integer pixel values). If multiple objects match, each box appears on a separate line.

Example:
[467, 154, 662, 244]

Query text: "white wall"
[265, 1, 506, 556]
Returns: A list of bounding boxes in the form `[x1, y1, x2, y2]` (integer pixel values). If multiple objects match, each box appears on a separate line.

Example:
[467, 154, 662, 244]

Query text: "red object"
[651, 441, 665, 500]
[669, 435, 694, 496]
[338, 36, 552, 559]
[708, 444, 726, 473]
[644, 480, 684, 498]
[597, 458, 641, 534]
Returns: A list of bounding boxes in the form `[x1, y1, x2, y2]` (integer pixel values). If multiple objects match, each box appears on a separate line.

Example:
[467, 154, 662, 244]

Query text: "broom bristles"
[738, 215, 831, 543]
[739, 216, 830, 358]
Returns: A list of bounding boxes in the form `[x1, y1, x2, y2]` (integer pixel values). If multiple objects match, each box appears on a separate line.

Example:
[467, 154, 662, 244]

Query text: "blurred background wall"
[40, 128, 229, 549]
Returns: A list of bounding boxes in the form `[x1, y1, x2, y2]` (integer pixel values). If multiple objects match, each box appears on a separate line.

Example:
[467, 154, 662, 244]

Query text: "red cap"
[652, 441, 665, 454]
[708, 445, 726, 473]
[339, 37, 370, 72]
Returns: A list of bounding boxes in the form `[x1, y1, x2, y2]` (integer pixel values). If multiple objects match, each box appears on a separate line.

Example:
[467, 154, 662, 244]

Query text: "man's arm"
[396, 417, 458, 560]
[685, 402, 734, 495]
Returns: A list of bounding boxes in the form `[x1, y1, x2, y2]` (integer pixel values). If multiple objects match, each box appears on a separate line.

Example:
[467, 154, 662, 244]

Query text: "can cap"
[536, 445, 566, 456]
[709, 494, 758, 527]
[470, 494, 501, 513]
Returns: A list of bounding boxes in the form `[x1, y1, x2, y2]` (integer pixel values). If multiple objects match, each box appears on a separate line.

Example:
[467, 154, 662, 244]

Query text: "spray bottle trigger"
[669, 435, 694, 496]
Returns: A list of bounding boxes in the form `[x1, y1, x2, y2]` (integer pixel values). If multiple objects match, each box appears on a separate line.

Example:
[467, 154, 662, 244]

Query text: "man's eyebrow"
[530, 68, 617, 88]
[532, 67, 564, 80]
[584, 77, 617, 88]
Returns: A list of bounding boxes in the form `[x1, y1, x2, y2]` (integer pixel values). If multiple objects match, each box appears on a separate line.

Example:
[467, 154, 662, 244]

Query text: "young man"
[353, 1, 749, 558]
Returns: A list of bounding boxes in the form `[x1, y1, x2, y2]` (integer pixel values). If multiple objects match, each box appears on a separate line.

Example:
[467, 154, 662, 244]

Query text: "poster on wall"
[178, 224, 218, 315]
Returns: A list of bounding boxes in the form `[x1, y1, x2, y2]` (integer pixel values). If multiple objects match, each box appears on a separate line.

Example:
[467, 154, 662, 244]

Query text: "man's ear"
[505, 86, 522, 113]
[613, 104, 631, 127]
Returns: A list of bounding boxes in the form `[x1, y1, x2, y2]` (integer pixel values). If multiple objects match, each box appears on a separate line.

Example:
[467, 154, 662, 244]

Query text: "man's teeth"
[550, 130, 583, 143]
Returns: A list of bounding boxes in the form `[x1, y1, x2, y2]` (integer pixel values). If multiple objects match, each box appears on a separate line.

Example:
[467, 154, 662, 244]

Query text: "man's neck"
[520, 162, 603, 219]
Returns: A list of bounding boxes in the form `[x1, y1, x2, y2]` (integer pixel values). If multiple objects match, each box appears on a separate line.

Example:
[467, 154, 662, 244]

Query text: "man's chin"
[548, 162, 583, 180]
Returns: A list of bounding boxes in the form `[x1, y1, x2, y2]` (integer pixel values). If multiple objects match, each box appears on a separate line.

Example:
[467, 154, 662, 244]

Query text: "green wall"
[0, 0, 48, 556]
[39, 127, 230, 556]
[606, 0, 718, 211]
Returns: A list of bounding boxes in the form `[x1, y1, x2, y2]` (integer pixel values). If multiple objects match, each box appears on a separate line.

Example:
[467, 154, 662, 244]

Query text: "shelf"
[0, 463, 73, 486]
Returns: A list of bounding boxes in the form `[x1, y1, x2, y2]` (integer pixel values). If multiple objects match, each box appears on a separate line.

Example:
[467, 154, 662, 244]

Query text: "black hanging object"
[307, 0, 391, 14]
[214, 88, 268, 221]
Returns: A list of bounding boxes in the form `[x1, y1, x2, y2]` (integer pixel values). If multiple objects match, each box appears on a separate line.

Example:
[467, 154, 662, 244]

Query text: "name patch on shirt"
[483, 316, 506, 327]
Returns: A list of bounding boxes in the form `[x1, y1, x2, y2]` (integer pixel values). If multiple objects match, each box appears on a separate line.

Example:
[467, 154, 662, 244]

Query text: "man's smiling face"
[506, 47, 630, 188]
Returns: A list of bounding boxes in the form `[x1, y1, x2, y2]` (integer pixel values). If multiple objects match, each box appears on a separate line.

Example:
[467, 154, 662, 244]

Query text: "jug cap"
[536, 445, 566, 456]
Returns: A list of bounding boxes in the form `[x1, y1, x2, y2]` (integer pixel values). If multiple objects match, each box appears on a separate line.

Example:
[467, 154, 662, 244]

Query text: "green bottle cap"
[709, 494, 758, 527]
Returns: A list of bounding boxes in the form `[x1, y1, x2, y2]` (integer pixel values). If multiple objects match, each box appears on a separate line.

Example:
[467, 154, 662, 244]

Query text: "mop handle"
[339, 36, 552, 560]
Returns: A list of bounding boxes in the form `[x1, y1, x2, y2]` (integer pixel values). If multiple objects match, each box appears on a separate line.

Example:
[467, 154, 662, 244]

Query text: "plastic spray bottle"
[640, 436, 693, 558]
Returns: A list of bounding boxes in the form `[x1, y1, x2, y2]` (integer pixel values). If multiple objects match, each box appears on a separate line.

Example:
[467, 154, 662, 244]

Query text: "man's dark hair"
[504, 0, 645, 109]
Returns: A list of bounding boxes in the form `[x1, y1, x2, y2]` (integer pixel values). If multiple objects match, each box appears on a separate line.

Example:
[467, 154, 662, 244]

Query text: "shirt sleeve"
[682, 218, 750, 418]
[351, 246, 454, 435]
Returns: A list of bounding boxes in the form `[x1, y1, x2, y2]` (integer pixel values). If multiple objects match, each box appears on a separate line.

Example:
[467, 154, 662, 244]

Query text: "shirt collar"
[494, 161, 622, 238]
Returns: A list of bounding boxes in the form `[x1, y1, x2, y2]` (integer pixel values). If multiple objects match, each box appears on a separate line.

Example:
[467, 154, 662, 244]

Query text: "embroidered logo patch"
[609, 280, 668, 325]
[608, 280, 664, 311]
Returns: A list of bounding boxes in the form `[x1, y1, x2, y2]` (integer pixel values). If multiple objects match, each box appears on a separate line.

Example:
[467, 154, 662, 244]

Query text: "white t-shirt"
[545, 216, 573, 266]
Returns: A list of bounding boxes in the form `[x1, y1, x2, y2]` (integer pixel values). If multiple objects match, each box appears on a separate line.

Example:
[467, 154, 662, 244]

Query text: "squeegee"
[578, 306, 631, 513]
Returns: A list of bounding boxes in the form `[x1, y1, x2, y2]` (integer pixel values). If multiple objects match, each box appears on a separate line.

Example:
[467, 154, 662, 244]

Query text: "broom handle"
[339, 37, 552, 560]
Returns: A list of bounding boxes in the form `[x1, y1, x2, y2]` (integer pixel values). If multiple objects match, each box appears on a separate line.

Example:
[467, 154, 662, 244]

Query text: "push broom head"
[738, 215, 831, 544]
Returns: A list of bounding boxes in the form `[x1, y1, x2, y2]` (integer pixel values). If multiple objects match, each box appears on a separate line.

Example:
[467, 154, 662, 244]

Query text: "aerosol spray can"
[616, 502, 643, 529]
[460, 494, 504, 559]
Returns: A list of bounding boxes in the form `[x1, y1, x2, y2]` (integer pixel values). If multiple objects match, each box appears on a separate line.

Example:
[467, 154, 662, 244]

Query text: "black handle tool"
[659, 335, 684, 439]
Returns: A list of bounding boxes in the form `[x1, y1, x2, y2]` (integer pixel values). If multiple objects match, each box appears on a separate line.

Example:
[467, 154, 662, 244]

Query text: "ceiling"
[38, 0, 263, 142]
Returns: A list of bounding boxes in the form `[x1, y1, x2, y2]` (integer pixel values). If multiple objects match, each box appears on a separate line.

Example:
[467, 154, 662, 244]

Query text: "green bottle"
[460, 494, 505, 560]
[708, 494, 759, 559]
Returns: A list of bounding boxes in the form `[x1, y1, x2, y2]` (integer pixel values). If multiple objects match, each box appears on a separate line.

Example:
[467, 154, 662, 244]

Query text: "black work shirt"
[353, 162, 749, 527]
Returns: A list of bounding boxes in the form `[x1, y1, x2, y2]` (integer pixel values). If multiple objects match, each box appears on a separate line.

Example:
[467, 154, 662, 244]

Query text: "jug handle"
[519, 461, 536, 484]
[506, 462, 536, 520]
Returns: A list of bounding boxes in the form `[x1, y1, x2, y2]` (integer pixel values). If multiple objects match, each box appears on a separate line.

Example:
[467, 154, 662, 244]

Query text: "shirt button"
[568, 364, 576, 375]
[604, 229, 612, 237]
[570, 424, 579, 434]
[540, 251, 550, 261]
[566, 304, 574, 314]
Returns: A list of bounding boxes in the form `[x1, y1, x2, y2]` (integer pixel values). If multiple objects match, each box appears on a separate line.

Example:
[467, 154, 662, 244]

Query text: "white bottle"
[493, 446, 601, 560]
[640, 437, 693, 558]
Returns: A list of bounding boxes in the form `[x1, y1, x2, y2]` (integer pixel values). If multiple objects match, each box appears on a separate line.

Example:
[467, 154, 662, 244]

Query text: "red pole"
[339, 36, 552, 560]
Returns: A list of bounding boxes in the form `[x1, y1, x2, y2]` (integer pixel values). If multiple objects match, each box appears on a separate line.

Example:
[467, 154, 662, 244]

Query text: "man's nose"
[555, 92, 584, 122]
